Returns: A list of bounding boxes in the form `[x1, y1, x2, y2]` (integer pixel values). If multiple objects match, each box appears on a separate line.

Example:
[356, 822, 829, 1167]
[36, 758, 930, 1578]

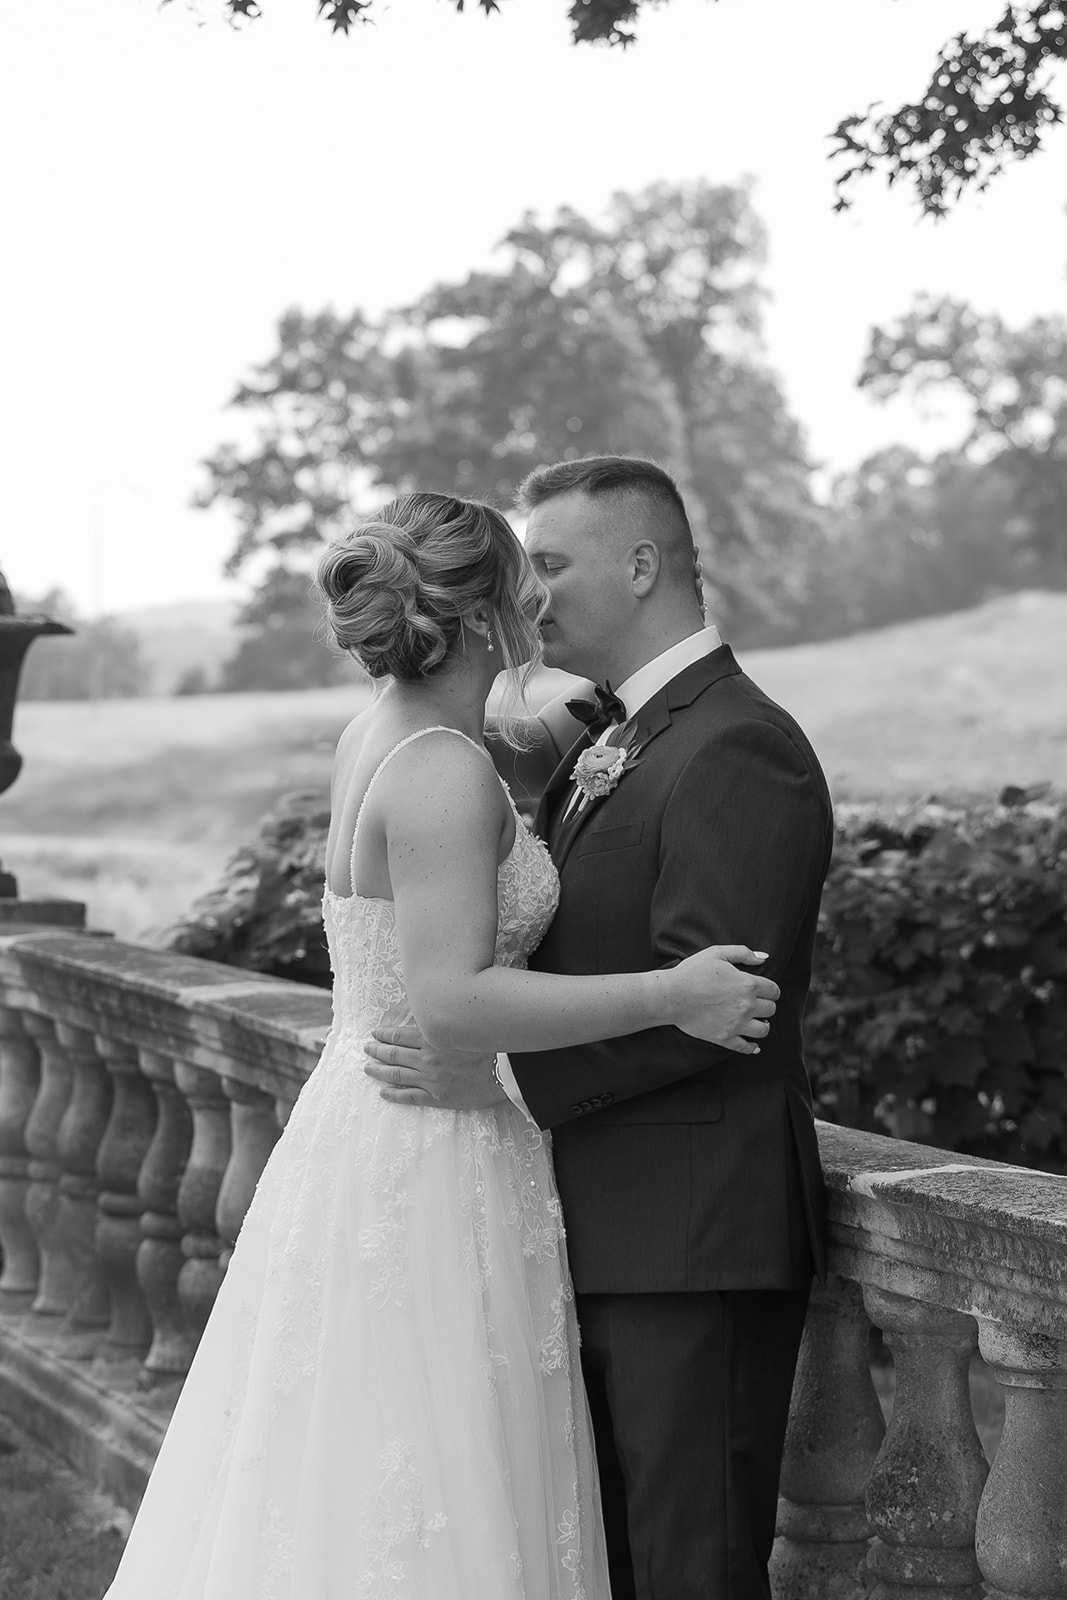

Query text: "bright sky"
[3, 0, 1065, 616]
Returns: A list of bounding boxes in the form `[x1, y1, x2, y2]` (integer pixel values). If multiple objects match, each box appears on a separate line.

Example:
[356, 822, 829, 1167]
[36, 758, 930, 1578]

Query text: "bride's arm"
[380, 738, 770, 1055]
[484, 684, 593, 804]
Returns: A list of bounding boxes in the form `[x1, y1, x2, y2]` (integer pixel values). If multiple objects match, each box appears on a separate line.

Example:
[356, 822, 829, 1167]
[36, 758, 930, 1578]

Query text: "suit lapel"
[544, 644, 744, 874]
[633, 642, 741, 754]
[534, 727, 595, 846]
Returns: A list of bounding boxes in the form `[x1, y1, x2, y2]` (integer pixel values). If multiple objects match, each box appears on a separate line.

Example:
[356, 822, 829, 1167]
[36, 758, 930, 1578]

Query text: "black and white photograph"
[1, 2, 1065, 1596]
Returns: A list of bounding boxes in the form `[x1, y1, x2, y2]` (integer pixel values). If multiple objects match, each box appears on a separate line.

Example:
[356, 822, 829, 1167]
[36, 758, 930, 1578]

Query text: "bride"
[103, 492, 776, 1600]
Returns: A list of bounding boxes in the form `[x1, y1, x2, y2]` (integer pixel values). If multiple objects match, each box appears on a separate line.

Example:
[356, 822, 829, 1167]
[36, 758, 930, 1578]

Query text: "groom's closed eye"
[528, 551, 567, 576]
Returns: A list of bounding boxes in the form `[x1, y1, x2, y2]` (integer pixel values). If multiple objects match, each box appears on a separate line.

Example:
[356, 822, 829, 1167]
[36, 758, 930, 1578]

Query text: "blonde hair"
[316, 493, 546, 725]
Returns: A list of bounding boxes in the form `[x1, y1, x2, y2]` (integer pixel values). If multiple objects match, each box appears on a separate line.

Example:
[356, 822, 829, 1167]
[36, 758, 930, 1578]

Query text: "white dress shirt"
[496, 625, 724, 1119]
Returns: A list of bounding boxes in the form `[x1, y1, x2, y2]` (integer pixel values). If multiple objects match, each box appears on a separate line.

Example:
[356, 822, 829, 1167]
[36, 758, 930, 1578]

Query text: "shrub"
[806, 795, 1067, 1168]
[168, 788, 1067, 1168]
[166, 791, 332, 988]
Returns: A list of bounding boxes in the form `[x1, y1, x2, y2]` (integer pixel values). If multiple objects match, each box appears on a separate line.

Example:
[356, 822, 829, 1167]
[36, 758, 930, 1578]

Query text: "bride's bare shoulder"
[334, 713, 490, 800]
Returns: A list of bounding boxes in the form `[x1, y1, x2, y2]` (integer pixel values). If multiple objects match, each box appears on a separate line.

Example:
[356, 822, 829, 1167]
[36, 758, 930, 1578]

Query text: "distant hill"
[116, 598, 240, 694]
[744, 588, 1066, 803]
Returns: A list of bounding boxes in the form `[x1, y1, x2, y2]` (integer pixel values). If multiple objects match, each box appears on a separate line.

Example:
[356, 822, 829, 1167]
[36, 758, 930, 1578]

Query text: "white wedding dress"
[104, 727, 610, 1600]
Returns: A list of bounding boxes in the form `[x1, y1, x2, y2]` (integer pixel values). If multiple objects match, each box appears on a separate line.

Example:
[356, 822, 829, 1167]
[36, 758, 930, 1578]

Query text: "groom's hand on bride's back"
[363, 1027, 507, 1110]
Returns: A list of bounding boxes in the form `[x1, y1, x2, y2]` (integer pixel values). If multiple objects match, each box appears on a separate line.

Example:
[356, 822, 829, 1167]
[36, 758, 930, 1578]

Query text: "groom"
[365, 455, 832, 1600]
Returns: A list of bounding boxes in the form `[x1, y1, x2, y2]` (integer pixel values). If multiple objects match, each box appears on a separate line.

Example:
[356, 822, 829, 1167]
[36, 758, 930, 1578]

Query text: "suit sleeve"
[511, 718, 831, 1129]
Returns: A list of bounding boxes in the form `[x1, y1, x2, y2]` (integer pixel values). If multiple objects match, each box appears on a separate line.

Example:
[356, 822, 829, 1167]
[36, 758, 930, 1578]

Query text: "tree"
[168, 2, 1066, 213]
[174, 664, 212, 695]
[16, 590, 152, 700]
[200, 182, 821, 649]
[219, 565, 346, 691]
[833, 3, 1067, 215]
[168, 0, 670, 47]
[859, 295, 1067, 571]
[814, 445, 1031, 637]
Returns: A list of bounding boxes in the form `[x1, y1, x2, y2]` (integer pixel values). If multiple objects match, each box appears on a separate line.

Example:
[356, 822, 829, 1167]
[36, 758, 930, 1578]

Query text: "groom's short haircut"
[516, 456, 697, 588]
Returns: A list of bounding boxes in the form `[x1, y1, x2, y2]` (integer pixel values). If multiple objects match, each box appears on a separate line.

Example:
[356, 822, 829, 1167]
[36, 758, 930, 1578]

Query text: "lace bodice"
[322, 726, 560, 1036]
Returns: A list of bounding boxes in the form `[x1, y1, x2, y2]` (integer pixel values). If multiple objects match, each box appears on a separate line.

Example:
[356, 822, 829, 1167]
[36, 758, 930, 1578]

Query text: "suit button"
[569, 1104, 583, 1116]
[601, 1093, 614, 1105]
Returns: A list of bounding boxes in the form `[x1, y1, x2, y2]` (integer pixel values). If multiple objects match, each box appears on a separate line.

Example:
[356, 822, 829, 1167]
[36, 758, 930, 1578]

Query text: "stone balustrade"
[0, 917, 1065, 1592]
[0, 920, 330, 1504]
[774, 1126, 1067, 1600]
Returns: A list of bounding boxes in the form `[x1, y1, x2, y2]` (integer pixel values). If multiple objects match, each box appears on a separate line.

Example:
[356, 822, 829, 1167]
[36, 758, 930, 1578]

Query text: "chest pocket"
[577, 821, 645, 856]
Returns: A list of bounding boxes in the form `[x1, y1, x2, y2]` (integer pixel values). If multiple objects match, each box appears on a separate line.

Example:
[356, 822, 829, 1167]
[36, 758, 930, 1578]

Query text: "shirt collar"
[613, 625, 722, 721]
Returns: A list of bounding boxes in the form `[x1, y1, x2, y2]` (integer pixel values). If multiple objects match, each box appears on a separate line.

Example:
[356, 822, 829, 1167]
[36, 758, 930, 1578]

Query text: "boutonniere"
[565, 739, 643, 820]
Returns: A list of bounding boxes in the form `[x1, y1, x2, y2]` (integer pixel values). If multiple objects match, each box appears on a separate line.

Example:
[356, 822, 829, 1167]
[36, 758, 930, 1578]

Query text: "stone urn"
[0, 579, 75, 904]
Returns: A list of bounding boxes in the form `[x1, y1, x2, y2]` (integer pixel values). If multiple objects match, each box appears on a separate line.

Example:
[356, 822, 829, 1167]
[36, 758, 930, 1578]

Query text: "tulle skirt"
[103, 1030, 610, 1600]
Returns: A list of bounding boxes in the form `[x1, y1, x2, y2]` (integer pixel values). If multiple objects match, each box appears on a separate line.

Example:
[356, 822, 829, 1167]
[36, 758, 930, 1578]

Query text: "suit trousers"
[575, 1285, 811, 1600]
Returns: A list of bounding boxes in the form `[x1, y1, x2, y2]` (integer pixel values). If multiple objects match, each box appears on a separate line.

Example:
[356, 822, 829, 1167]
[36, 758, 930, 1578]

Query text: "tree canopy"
[200, 181, 822, 645]
[172, 1, 1067, 213]
[202, 181, 1064, 689]
[859, 295, 1067, 568]
[177, 0, 658, 47]
[832, 2, 1067, 215]
[16, 590, 151, 700]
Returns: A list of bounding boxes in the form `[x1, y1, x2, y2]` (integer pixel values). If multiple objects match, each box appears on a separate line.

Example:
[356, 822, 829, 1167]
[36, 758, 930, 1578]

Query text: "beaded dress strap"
[347, 725, 483, 893]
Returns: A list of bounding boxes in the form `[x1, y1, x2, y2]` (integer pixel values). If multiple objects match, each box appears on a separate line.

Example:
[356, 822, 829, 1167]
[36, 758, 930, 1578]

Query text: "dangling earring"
[486, 626, 495, 655]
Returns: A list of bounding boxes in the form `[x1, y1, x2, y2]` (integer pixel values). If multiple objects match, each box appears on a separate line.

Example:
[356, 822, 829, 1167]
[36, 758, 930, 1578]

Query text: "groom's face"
[523, 489, 631, 679]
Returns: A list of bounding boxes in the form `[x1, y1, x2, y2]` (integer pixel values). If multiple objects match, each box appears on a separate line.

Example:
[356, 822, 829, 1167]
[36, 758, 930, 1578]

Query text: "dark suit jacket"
[510, 645, 831, 1294]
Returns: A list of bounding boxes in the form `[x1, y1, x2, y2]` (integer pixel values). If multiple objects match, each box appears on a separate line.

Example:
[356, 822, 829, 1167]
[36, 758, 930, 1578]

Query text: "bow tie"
[565, 682, 627, 733]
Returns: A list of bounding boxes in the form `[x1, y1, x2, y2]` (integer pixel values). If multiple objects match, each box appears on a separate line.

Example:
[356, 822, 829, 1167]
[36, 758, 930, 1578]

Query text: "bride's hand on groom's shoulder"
[363, 1026, 508, 1110]
[667, 946, 779, 1054]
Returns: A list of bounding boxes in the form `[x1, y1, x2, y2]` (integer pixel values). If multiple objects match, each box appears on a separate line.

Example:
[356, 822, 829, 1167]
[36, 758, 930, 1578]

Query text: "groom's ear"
[630, 540, 661, 598]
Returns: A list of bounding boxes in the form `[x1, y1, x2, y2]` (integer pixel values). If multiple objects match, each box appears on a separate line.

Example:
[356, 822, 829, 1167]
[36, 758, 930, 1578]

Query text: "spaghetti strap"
[347, 725, 484, 895]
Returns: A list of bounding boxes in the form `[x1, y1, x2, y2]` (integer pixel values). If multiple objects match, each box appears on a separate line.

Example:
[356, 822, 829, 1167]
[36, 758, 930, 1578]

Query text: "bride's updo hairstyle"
[316, 492, 546, 695]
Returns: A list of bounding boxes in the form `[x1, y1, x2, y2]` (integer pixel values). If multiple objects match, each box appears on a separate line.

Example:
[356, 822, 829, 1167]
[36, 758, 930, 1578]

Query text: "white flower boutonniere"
[567, 741, 643, 819]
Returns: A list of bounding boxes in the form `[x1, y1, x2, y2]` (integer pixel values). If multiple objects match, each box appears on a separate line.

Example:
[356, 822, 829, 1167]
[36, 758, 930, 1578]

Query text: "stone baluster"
[0, 1004, 41, 1311]
[136, 1047, 194, 1383]
[217, 1076, 279, 1271]
[175, 1061, 231, 1343]
[22, 1013, 74, 1334]
[772, 1274, 885, 1600]
[94, 1034, 156, 1366]
[861, 1288, 988, 1599]
[53, 1022, 113, 1356]
[976, 1323, 1067, 1600]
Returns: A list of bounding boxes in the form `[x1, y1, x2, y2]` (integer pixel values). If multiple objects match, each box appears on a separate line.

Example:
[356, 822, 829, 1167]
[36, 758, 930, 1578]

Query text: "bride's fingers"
[713, 945, 769, 966]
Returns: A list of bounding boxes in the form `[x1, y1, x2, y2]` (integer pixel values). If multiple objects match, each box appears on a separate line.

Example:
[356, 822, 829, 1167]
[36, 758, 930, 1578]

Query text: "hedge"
[167, 791, 1067, 1168]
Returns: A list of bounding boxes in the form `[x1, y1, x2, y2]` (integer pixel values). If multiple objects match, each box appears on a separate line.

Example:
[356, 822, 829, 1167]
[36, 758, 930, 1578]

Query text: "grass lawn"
[2, 590, 1064, 942]
[0, 1419, 126, 1599]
